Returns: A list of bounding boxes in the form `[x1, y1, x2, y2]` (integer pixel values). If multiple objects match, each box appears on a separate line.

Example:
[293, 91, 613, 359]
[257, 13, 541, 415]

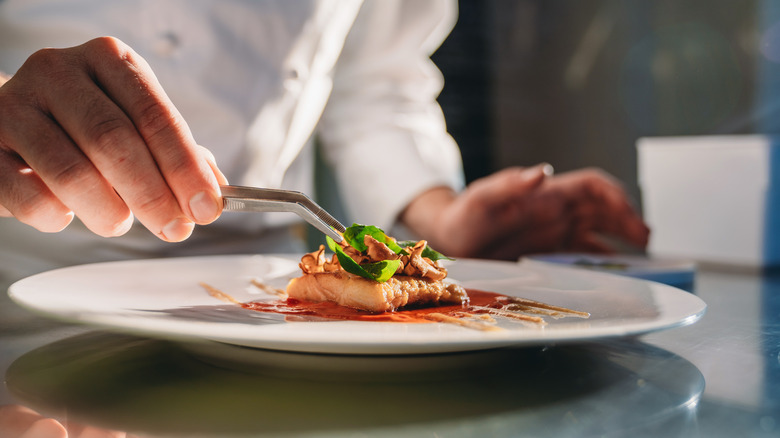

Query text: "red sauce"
[239, 289, 504, 324]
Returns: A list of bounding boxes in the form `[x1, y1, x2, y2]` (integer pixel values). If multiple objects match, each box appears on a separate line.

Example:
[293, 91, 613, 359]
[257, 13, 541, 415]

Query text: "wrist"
[399, 186, 457, 247]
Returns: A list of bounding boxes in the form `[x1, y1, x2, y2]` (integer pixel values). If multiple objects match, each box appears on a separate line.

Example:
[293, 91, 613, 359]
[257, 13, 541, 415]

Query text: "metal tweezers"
[220, 185, 346, 242]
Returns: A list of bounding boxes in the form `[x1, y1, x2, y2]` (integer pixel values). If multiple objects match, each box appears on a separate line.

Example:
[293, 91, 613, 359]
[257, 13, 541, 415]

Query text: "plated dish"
[8, 254, 706, 354]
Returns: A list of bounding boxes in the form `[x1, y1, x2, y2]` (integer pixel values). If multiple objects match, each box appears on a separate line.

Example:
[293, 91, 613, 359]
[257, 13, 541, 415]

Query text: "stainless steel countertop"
[1, 266, 778, 437]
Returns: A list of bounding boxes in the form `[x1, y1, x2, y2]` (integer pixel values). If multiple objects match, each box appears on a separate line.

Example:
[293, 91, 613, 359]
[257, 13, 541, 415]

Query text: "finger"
[0, 149, 75, 232]
[484, 185, 568, 242]
[458, 164, 553, 242]
[19, 418, 68, 438]
[0, 103, 133, 237]
[462, 188, 571, 259]
[81, 37, 223, 224]
[42, 78, 188, 239]
[469, 164, 551, 211]
[198, 145, 229, 186]
[479, 220, 570, 260]
[67, 424, 127, 438]
[597, 205, 650, 248]
[579, 177, 650, 247]
[22, 43, 193, 241]
[568, 232, 618, 253]
[557, 169, 650, 248]
[438, 165, 560, 257]
[0, 405, 67, 438]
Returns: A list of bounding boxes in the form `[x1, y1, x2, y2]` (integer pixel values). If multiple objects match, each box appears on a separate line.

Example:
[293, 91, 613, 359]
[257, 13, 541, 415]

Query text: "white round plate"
[8, 255, 706, 355]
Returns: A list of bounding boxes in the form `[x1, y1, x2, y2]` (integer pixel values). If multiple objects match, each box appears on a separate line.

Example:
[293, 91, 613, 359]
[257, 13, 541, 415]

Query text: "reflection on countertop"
[3, 266, 780, 437]
[4, 331, 703, 438]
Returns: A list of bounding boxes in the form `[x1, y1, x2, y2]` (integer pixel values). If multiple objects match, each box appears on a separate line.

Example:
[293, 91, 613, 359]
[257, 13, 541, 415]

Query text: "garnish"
[327, 235, 401, 282]
[342, 224, 402, 253]
[324, 223, 451, 283]
[397, 240, 452, 263]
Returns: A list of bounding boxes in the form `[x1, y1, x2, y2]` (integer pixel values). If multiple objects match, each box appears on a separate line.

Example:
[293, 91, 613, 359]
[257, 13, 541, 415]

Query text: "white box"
[637, 135, 780, 269]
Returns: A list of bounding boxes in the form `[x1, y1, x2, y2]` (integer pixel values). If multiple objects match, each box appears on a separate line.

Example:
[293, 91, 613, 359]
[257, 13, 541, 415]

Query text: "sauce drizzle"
[200, 282, 589, 331]
[238, 289, 502, 324]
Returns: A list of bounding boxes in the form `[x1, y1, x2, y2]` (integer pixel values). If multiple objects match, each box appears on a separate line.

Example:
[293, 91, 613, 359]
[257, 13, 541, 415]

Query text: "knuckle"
[135, 99, 177, 141]
[49, 158, 96, 190]
[10, 189, 49, 221]
[8, 191, 71, 232]
[24, 48, 83, 86]
[85, 36, 144, 73]
[133, 188, 176, 216]
[85, 36, 129, 58]
[0, 101, 17, 138]
[84, 115, 133, 156]
[163, 153, 196, 181]
[16, 48, 87, 111]
[584, 167, 609, 182]
[25, 47, 66, 71]
[23, 49, 76, 89]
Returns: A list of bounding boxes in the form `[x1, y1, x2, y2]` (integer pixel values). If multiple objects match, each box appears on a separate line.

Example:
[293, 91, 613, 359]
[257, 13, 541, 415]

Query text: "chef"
[0, 0, 649, 284]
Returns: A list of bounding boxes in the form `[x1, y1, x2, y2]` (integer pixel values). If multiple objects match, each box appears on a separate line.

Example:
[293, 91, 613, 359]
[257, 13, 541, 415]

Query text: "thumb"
[521, 162, 554, 187]
[473, 163, 553, 206]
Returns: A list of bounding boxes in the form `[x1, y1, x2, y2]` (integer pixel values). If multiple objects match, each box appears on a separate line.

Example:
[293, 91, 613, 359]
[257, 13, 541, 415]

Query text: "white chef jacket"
[0, 0, 464, 282]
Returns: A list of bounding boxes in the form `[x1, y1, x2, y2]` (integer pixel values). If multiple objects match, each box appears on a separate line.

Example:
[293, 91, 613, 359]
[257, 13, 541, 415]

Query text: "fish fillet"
[286, 271, 468, 313]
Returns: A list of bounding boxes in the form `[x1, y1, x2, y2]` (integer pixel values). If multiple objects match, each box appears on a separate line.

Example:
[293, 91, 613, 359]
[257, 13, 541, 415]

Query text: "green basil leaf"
[326, 235, 401, 283]
[326, 235, 339, 253]
[343, 223, 404, 254]
[342, 224, 368, 251]
[327, 236, 369, 279]
[327, 225, 453, 282]
[383, 237, 406, 255]
[361, 259, 403, 282]
[397, 240, 454, 262]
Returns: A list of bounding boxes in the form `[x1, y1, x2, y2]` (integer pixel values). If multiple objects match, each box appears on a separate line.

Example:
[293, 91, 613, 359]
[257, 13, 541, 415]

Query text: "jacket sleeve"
[316, 0, 464, 230]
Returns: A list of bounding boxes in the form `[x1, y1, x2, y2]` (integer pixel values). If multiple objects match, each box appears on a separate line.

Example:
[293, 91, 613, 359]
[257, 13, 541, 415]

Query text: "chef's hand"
[401, 164, 650, 260]
[0, 404, 137, 438]
[0, 37, 226, 242]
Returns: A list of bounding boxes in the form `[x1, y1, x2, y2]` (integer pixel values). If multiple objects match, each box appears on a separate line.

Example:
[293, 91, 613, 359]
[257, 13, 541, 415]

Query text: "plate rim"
[8, 254, 707, 355]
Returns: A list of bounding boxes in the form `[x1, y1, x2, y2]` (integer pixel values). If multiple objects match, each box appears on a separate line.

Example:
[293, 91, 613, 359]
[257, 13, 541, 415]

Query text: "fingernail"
[189, 191, 220, 224]
[540, 162, 554, 176]
[22, 418, 67, 437]
[112, 213, 134, 236]
[161, 217, 194, 242]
